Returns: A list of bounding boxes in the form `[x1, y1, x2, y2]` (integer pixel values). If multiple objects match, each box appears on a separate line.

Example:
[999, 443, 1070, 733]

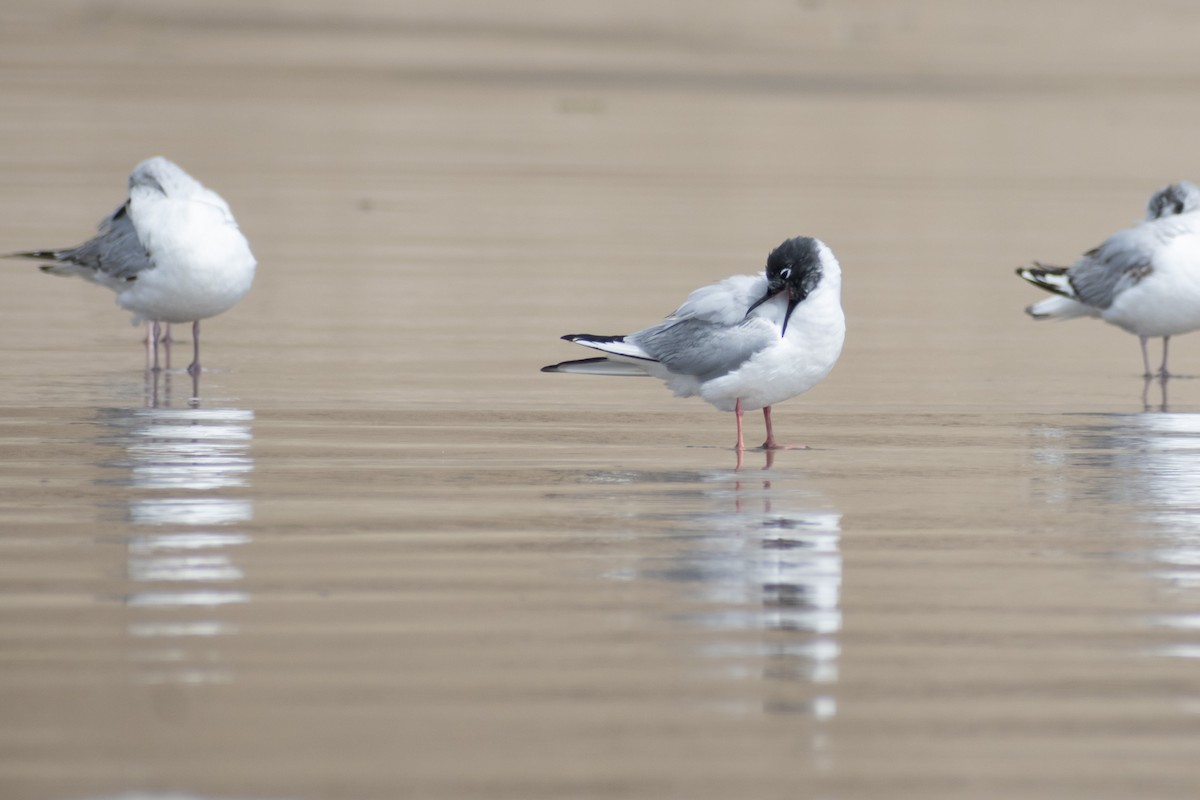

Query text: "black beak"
[745, 282, 786, 317]
[746, 283, 806, 335]
[781, 293, 802, 336]
[744, 281, 801, 335]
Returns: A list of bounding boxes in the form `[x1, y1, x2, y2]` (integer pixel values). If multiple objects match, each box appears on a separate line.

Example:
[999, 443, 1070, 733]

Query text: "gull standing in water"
[1017, 181, 1200, 377]
[7, 157, 256, 375]
[542, 236, 846, 451]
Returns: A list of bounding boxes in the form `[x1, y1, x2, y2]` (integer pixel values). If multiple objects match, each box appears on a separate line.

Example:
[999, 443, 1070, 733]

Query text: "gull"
[1017, 181, 1200, 377]
[542, 236, 845, 450]
[6, 157, 256, 375]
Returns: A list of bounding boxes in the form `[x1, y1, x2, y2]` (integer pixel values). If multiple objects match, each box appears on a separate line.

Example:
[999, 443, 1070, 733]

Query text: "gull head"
[1145, 181, 1200, 221]
[746, 236, 827, 336]
[129, 156, 205, 200]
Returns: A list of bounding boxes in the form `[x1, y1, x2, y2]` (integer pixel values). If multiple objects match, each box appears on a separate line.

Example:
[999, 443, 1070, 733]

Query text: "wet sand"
[3, 3, 1200, 799]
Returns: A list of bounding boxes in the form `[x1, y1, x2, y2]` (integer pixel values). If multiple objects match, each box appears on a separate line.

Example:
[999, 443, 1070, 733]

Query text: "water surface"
[3, 3, 1200, 799]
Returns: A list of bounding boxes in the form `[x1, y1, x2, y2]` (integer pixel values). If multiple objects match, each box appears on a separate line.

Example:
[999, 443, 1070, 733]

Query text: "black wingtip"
[542, 356, 613, 373]
[1016, 264, 1074, 298]
[8, 249, 69, 262]
[561, 333, 625, 344]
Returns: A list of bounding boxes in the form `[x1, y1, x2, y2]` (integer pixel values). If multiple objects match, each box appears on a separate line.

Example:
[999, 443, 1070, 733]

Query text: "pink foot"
[760, 406, 808, 450]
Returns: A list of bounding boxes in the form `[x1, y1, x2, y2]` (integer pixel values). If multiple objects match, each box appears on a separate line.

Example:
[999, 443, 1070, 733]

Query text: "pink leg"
[762, 406, 777, 449]
[187, 321, 201, 376]
[1139, 336, 1152, 378]
[145, 321, 154, 371]
[734, 398, 746, 451]
[162, 322, 173, 370]
[147, 321, 163, 372]
[761, 405, 808, 450]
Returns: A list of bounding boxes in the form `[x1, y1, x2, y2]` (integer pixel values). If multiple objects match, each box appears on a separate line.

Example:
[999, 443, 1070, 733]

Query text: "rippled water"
[4, 2, 1200, 799]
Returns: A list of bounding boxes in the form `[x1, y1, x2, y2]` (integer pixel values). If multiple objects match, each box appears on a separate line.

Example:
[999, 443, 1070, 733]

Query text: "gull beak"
[781, 292, 802, 337]
[745, 282, 786, 317]
[747, 284, 804, 336]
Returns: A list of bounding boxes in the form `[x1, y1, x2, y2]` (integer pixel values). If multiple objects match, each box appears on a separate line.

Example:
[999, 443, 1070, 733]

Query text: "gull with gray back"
[1016, 181, 1200, 377]
[6, 157, 256, 375]
[543, 236, 846, 451]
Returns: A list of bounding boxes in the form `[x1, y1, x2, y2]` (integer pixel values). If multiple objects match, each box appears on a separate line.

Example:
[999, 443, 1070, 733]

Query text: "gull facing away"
[6, 157, 256, 375]
[542, 236, 846, 451]
[1016, 181, 1200, 377]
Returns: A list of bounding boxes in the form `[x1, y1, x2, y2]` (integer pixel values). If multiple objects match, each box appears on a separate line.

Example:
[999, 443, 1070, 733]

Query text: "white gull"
[1017, 181, 1200, 377]
[8, 157, 256, 375]
[543, 236, 846, 451]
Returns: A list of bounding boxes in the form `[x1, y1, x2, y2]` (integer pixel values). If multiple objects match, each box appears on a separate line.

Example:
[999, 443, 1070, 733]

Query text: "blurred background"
[5, 1, 1200, 410]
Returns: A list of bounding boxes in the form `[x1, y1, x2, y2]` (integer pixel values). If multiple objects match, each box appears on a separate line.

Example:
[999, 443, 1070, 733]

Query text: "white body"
[118, 168, 256, 324]
[43, 157, 256, 325]
[1025, 186, 1200, 338]
[1101, 218, 1200, 337]
[651, 268, 844, 412]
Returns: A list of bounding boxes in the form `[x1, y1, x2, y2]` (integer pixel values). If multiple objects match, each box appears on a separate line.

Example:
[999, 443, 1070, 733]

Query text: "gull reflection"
[571, 459, 842, 729]
[671, 476, 841, 723]
[1032, 412, 1200, 659]
[96, 385, 254, 686]
[1143, 374, 1169, 412]
[143, 363, 201, 408]
[130, 497, 253, 526]
[127, 555, 244, 583]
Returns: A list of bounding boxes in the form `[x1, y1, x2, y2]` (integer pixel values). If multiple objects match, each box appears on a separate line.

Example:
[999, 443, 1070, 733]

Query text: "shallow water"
[4, 3, 1200, 799]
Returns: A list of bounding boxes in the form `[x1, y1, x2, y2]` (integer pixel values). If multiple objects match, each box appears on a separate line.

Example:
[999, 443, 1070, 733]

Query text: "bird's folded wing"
[631, 317, 777, 381]
[15, 202, 154, 280]
[1069, 227, 1159, 309]
[669, 273, 767, 325]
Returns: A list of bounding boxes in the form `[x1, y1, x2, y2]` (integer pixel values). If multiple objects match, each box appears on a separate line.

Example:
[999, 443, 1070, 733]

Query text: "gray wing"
[670, 273, 767, 325]
[630, 317, 777, 381]
[17, 202, 154, 280]
[62, 202, 154, 279]
[1066, 229, 1156, 309]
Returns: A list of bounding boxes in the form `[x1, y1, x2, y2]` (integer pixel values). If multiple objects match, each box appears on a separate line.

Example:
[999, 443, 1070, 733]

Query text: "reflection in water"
[1142, 375, 1169, 412]
[143, 364, 202, 409]
[96, 378, 254, 685]
[1033, 412, 1200, 659]
[670, 475, 839, 726]
[567, 452, 841, 749]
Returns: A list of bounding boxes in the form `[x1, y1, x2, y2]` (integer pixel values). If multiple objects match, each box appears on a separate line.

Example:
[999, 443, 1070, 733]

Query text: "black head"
[765, 236, 824, 297]
[747, 236, 825, 335]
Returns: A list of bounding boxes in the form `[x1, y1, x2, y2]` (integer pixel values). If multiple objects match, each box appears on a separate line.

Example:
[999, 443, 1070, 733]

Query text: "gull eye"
[779, 267, 792, 280]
